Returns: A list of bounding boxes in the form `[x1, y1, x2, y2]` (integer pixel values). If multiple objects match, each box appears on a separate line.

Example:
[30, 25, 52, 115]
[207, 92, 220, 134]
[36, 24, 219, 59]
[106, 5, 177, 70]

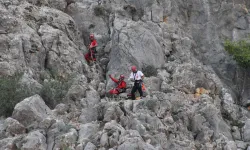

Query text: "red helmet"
[90, 34, 94, 39]
[120, 74, 125, 79]
[131, 66, 137, 72]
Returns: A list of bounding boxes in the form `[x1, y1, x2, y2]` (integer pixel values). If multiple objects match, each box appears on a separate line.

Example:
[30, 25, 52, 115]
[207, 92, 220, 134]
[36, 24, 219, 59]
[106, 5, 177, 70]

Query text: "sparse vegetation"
[40, 76, 73, 109]
[224, 39, 250, 68]
[123, 4, 137, 15]
[93, 5, 107, 16]
[88, 24, 95, 29]
[224, 39, 250, 103]
[0, 74, 33, 117]
[142, 65, 158, 77]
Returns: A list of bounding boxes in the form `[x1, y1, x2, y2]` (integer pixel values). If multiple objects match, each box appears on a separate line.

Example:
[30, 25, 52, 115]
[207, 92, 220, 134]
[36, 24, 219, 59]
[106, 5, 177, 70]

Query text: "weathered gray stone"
[53, 128, 78, 150]
[53, 103, 69, 115]
[243, 119, 250, 142]
[1, 0, 250, 149]
[0, 136, 23, 150]
[38, 117, 56, 130]
[235, 140, 248, 149]
[81, 88, 100, 108]
[21, 130, 47, 150]
[106, 21, 165, 90]
[224, 141, 237, 150]
[84, 142, 97, 150]
[46, 119, 66, 150]
[232, 126, 241, 140]
[78, 123, 99, 144]
[48, 0, 67, 11]
[97, 82, 106, 97]
[12, 94, 52, 127]
[38, 23, 83, 76]
[100, 132, 109, 147]
[4, 117, 26, 137]
[78, 107, 98, 124]
[143, 77, 162, 93]
[66, 84, 87, 102]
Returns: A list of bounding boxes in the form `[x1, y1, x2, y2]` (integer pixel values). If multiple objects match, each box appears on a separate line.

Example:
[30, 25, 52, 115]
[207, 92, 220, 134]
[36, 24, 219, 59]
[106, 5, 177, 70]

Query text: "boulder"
[84, 142, 97, 150]
[0, 136, 23, 150]
[232, 126, 241, 140]
[53, 103, 69, 115]
[4, 117, 26, 137]
[21, 130, 47, 150]
[78, 123, 99, 144]
[106, 21, 165, 90]
[53, 128, 78, 149]
[12, 95, 52, 127]
[81, 89, 100, 108]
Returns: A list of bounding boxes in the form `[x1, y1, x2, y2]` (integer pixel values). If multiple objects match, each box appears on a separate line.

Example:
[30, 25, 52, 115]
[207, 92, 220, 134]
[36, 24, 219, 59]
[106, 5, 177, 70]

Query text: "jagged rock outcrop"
[1, 0, 250, 150]
[0, 0, 86, 78]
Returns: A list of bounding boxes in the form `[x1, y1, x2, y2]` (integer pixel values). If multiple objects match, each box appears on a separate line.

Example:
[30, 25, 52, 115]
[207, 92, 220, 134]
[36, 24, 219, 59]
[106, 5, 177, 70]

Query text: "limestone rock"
[4, 117, 26, 137]
[84, 142, 97, 150]
[21, 130, 47, 150]
[12, 94, 52, 127]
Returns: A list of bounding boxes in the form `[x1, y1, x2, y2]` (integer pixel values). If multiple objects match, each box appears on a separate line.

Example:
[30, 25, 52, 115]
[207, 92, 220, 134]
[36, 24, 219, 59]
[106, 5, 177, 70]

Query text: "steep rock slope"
[1, 0, 250, 150]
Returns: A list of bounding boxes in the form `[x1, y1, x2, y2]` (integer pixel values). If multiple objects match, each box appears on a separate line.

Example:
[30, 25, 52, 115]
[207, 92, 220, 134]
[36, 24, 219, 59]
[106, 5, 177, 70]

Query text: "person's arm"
[140, 71, 144, 80]
[109, 75, 118, 83]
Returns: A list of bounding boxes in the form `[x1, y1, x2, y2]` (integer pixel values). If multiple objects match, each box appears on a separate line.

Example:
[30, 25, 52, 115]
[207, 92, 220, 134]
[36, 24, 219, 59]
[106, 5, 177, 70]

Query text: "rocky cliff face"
[1, 0, 250, 149]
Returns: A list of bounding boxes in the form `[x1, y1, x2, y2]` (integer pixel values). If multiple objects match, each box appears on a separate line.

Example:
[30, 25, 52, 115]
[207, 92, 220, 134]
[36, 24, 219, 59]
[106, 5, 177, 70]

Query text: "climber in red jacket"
[109, 74, 127, 95]
[85, 34, 98, 63]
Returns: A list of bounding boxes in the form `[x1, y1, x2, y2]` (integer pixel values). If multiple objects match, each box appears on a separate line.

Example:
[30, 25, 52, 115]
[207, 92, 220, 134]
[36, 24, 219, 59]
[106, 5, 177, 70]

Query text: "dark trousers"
[131, 82, 143, 100]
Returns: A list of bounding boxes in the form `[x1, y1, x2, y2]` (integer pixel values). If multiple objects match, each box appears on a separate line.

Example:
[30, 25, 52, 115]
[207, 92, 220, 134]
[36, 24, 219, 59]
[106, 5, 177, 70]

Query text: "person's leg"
[138, 83, 143, 97]
[90, 50, 96, 61]
[109, 89, 119, 95]
[131, 85, 137, 100]
[85, 52, 90, 62]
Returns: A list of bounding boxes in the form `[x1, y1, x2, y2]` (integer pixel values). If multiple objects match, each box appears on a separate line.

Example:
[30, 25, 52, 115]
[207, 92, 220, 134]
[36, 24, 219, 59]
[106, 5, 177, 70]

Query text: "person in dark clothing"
[129, 66, 144, 100]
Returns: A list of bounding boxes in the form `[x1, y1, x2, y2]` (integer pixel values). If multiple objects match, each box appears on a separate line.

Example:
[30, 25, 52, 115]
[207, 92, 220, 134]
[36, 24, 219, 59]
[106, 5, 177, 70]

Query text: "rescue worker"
[85, 34, 98, 63]
[129, 66, 144, 100]
[109, 74, 127, 95]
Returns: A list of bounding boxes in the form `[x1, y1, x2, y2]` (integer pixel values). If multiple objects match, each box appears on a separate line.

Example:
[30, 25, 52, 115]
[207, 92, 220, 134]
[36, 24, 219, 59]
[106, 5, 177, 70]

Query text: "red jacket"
[110, 76, 126, 89]
[89, 39, 97, 50]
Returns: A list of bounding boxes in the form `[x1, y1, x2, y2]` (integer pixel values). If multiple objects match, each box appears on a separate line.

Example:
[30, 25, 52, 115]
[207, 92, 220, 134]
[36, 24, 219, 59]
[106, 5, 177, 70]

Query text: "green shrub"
[142, 65, 158, 77]
[94, 5, 106, 16]
[224, 39, 250, 68]
[0, 74, 33, 117]
[123, 5, 137, 15]
[88, 24, 95, 29]
[40, 78, 72, 109]
[93, 5, 111, 17]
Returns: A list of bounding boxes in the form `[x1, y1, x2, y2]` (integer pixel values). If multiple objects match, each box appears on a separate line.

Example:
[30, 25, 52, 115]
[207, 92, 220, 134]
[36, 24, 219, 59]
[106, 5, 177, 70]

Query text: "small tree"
[224, 39, 250, 68]
[224, 39, 250, 103]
